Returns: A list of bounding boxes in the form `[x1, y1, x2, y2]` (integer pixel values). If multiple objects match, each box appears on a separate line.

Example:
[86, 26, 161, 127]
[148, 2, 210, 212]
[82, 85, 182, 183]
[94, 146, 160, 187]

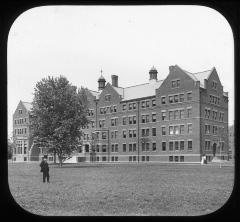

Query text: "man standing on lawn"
[40, 157, 50, 183]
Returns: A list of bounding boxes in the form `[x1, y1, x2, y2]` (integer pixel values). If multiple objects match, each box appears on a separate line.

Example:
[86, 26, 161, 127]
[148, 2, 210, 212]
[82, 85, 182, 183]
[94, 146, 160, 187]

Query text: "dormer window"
[18, 109, 22, 114]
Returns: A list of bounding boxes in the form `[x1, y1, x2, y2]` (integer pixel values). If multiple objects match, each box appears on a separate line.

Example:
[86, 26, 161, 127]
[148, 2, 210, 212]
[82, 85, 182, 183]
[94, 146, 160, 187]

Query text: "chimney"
[111, 75, 118, 87]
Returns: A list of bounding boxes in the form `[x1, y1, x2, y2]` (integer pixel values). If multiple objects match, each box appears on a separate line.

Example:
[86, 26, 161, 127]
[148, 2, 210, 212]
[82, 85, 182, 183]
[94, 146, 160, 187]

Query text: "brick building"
[12, 101, 33, 162]
[78, 65, 229, 163]
[12, 100, 54, 162]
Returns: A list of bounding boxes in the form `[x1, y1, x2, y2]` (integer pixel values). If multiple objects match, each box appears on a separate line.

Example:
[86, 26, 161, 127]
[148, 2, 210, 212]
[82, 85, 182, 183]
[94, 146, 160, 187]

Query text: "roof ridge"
[124, 79, 164, 89]
[193, 69, 213, 75]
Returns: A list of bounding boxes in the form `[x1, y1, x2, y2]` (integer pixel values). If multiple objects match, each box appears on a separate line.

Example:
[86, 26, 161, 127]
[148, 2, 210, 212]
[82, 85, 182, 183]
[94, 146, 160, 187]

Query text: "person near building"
[40, 157, 50, 183]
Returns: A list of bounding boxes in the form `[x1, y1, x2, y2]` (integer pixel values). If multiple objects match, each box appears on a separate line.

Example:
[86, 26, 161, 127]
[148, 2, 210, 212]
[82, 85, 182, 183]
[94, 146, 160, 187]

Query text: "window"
[162, 126, 166, 136]
[162, 142, 166, 151]
[146, 100, 150, 108]
[180, 141, 184, 150]
[105, 94, 111, 101]
[129, 130, 133, 138]
[169, 141, 173, 151]
[180, 109, 184, 119]
[187, 107, 192, 118]
[123, 144, 126, 152]
[161, 96, 166, 104]
[212, 81, 217, 90]
[162, 111, 166, 121]
[141, 101, 146, 108]
[146, 156, 150, 162]
[187, 92, 192, 100]
[111, 156, 114, 161]
[129, 116, 133, 124]
[114, 105, 117, 112]
[111, 144, 115, 152]
[102, 156, 107, 161]
[122, 103, 126, 111]
[174, 110, 179, 119]
[129, 156, 132, 162]
[133, 156, 137, 161]
[174, 125, 179, 135]
[180, 156, 184, 162]
[152, 128, 156, 136]
[169, 126, 174, 135]
[169, 96, 174, 103]
[115, 144, 118, 152]
[187, 124, 193, 134]
[102, 145, 107, 152]
[111, 132, 114, 139]
[152, 142, 156, 151]
[172, 80, 176, 88]
[133, 143, 137, 152]
[142, 143, 145, 151]
[122, 117, 127, 125]
[152, 99, 156, 107]
[102, 132, 107, 139]
[205, 108, 211, 119]
[123, 130, 127, 138]
[169, 156, 173, 162]
[180, 125, 184, 135]
[142, 156, 145, 161]
[133, 130, 137, 138]
[175, 156, 179, 162]
[129, 103, 133, 110]
[179, 94, 184, 102]
[111, 118, 118, 126]
[133, 116, 137, 124]
[213, 126, 218, 135]
[18, 109, 22, 114]
[146, 143, 150, 151]
[115, 156, 118, 162]
[169, 111, 174, 120]
[174, 95, 179, 103]
[187, 141, 193, 151]
[205, 140, 211, 151]
[152, 113, 156, 122]
[175, 141, 179, 150]
[205, 125, 211, 134]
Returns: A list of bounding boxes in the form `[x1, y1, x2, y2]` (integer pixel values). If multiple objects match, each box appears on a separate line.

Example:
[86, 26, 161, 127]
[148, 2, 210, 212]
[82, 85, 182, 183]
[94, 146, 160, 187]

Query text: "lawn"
[8, 162, 234, 216]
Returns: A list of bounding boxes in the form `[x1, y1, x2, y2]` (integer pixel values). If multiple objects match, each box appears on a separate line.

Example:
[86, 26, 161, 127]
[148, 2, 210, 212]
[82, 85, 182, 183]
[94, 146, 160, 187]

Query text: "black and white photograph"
[7, 5, 235, 216]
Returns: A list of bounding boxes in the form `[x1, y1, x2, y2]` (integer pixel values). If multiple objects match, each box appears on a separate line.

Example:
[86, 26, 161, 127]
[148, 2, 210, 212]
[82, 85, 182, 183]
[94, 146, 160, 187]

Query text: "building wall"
[80, 66, 227, 164]
[199, 69, 229, 161]
[12, 101, 32, 162]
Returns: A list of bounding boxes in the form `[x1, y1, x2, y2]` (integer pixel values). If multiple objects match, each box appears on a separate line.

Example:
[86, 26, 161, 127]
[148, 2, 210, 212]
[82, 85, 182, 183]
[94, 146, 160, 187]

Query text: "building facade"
[12, 101, 33, 162]
[12, 101, 55, 162]
[78, 65, 229, 163]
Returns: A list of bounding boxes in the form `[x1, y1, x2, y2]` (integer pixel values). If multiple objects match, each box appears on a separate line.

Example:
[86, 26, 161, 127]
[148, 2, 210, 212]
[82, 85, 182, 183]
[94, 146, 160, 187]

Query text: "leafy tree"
[31, 76, 89, 167]
[8, 139, 14, 159]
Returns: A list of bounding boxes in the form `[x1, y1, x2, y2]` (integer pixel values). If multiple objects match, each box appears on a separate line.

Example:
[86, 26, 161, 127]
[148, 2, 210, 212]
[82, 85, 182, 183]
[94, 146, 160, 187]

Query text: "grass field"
[8, 162, 234, 216]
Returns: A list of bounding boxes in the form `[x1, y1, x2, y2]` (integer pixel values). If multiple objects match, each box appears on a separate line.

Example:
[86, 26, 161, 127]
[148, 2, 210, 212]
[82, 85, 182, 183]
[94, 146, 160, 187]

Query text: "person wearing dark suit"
[40, 158, 50, 183]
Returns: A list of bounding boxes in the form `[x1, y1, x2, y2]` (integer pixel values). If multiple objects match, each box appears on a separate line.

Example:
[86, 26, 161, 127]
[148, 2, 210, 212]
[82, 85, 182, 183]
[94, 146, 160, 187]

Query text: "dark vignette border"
[0, 0, 239, 222]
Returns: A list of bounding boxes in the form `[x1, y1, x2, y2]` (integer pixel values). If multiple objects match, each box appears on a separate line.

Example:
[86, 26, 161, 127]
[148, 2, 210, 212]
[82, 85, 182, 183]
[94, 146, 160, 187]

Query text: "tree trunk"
[53, 150, 56, 164]
[57, 153, 63, 167]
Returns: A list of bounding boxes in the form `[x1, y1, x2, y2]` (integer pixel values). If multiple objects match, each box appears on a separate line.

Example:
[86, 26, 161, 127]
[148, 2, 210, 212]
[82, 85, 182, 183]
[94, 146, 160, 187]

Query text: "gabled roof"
[22, 101, 32, 111]
[88, 89, 100, 98]
[121, 80, 163, 101]
[179, 65, 214, 87]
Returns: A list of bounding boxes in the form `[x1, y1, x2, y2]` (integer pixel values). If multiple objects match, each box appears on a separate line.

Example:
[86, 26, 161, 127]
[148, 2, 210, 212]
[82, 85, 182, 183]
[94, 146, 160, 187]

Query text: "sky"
[7, 5, 234, 137]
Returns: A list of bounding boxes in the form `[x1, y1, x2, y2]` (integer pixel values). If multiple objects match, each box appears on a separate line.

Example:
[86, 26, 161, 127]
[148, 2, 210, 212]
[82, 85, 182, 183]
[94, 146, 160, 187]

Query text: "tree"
[8, 139, 14, 159]
[31, 76, 89, 167]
